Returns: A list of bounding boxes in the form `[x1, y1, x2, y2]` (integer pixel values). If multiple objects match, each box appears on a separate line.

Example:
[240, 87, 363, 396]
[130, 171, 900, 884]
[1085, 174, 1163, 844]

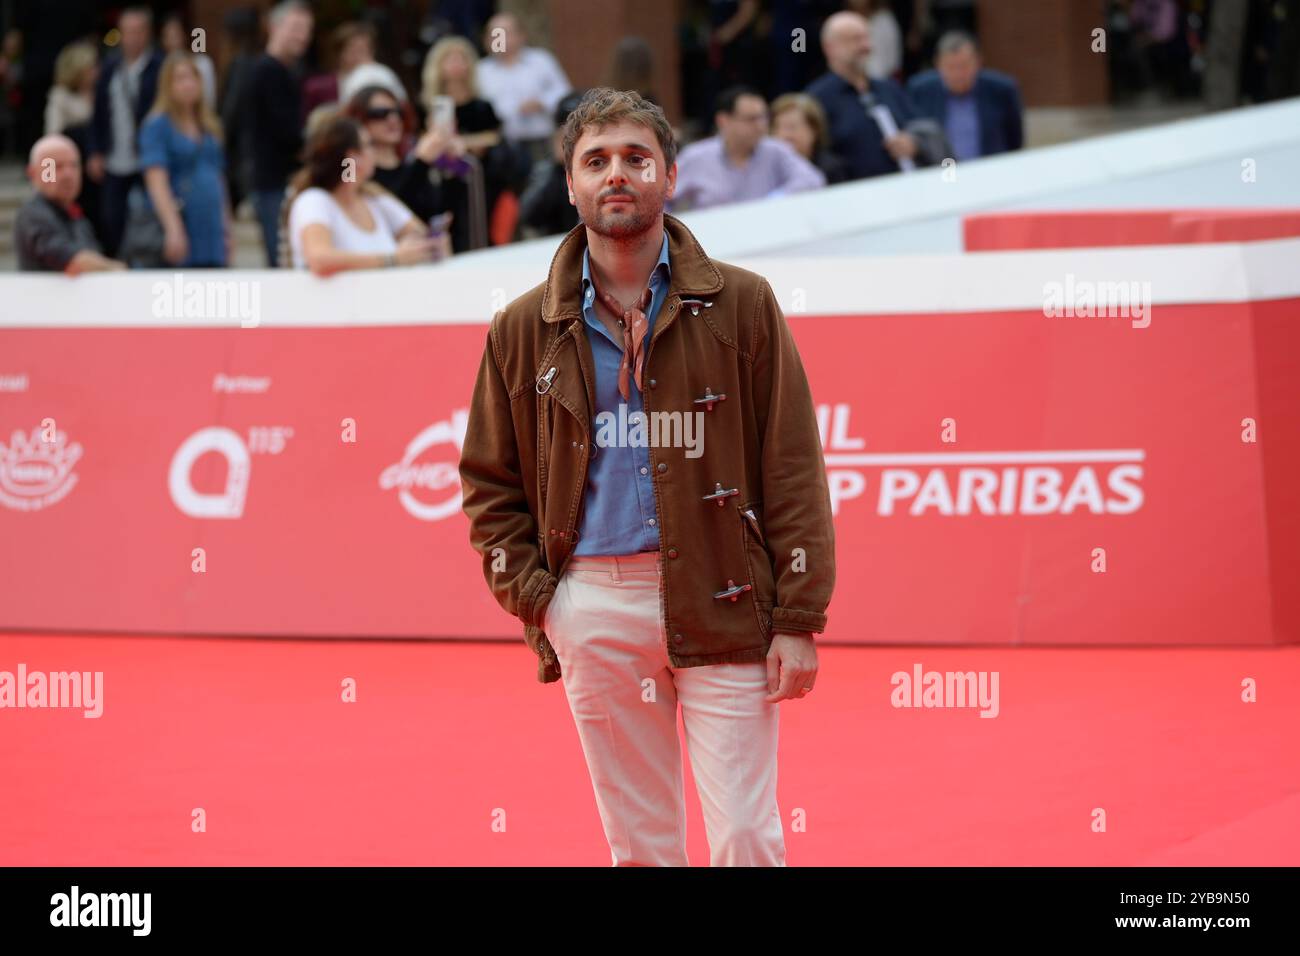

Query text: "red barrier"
[3, 296, 1296, 646]
[963, 208, 1300, 251]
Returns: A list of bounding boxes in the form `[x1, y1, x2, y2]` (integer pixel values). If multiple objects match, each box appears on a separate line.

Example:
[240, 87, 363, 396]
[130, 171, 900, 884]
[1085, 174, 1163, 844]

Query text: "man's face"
[566, 119, 675, 240]
[276, 10, 314, 59]
[826, 18, 872, 76]
[717, 94, 768, 155]
[938, 45, 979, 96]
[119, 12, 150, 59]
[29, 142, 81, 203]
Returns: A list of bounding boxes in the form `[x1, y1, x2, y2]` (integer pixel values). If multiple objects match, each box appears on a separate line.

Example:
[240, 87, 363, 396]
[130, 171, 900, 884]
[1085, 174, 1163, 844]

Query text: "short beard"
[577, 191, 662, 241]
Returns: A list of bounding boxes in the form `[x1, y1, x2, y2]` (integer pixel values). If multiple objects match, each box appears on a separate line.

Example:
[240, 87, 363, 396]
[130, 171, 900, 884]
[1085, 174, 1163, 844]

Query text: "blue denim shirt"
[573, 230, 672, 555]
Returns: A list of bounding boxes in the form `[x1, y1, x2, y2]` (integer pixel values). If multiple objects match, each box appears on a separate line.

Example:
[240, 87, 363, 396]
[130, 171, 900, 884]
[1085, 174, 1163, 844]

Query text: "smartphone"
[427, 211, 453, 237]
[431, 95, 455, 135]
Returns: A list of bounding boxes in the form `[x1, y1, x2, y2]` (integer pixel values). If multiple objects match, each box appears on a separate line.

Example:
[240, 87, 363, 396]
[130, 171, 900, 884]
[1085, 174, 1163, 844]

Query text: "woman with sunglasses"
[346, 84, 456, 235]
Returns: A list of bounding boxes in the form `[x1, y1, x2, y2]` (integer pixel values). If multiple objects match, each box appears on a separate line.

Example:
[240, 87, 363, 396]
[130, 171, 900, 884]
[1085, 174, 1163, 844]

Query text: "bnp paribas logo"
[0, 422, 84, 512]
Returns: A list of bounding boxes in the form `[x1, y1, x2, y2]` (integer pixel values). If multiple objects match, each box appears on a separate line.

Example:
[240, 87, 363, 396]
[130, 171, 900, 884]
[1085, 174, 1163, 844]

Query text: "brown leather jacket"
[458, 214, 835, 683]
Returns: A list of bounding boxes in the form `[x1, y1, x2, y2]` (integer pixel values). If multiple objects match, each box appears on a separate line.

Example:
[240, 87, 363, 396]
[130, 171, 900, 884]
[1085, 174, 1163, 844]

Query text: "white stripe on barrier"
[0, 235, 1296, 328]
[823, 450, 1146, 466]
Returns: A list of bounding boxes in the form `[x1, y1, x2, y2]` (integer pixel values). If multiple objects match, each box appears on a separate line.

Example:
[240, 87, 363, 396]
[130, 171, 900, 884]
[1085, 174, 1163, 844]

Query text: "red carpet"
[1, 633, 1296, 866]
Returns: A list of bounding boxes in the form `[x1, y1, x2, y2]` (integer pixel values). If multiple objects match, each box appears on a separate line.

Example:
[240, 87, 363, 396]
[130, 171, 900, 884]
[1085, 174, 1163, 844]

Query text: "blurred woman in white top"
[285, 114, 450, 275]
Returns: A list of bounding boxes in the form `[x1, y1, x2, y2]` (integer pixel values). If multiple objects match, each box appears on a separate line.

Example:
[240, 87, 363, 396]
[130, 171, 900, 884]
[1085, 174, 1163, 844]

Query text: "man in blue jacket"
[86, 6, 163, 257]
[906, 31, 1023, 162]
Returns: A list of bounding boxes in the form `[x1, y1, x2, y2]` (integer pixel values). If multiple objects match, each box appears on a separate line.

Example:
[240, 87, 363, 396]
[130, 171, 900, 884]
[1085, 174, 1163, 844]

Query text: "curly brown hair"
[560, 87, 677, 176]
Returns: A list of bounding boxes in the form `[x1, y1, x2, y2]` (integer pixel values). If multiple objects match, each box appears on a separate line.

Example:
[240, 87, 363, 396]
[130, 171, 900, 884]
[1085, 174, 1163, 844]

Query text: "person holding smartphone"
[419, 35, 511, 252]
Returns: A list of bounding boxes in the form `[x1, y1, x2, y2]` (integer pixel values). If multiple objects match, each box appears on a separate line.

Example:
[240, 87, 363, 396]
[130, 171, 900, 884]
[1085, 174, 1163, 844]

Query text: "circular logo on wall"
[168, 426, 251, 519]
[380, 410, 468, 522]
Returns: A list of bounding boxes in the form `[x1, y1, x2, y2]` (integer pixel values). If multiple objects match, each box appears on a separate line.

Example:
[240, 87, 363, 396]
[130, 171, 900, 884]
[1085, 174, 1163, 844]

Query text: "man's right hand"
[884, 132, 918, 161]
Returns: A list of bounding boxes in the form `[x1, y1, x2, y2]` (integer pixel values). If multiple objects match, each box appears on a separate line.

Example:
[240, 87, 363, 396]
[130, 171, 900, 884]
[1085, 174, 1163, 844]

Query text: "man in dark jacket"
[906, 31, 1024, 161]
[459, 88, 835, 866]
[16, 135, 124, 273]
[217, 7, 262, 212]
[247, 0, 314, 266]
[805, 9, 922, 180]
[86, 6, 162, 258]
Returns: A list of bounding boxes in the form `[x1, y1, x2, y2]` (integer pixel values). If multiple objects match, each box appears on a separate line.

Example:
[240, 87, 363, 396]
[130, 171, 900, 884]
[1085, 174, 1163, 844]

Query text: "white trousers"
[542, 549, 786, 866]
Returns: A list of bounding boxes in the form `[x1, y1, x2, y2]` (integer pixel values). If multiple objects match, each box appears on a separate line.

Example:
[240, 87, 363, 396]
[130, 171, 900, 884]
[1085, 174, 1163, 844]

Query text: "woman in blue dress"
[139, 52, 231, 267]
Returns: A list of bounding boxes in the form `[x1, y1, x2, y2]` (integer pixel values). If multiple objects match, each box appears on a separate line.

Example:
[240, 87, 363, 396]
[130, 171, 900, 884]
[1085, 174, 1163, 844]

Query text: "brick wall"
[975, 0, 1109, 107]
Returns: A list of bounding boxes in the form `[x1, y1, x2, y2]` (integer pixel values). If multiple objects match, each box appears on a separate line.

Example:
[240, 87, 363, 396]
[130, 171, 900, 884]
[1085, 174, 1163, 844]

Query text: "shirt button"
[647, 518, 656, 526]
[667, 547, 679, 558]
[640, 466, 648, 475]
[649, 378, 657, 388]
[656, 462, 667, 473]
[673, 632, 684, 644]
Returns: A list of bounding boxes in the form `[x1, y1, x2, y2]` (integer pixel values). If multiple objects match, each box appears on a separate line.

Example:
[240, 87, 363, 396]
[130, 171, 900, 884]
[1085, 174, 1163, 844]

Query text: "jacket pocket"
[740, 501, 766, 547]
[738, 500, 775, 636]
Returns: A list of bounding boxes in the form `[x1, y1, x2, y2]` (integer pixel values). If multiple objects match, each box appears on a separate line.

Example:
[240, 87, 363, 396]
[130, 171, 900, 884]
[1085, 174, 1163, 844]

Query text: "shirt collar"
[581, 228, 671, 311]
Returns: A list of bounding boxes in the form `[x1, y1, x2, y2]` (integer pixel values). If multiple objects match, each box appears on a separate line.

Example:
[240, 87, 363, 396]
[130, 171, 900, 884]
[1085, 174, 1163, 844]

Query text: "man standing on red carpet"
[458, 87, 835, 866]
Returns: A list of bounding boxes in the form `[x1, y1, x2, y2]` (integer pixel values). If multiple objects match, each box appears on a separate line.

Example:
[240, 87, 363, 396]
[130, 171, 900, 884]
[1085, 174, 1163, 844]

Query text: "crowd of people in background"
[5, 0, 1290, 275]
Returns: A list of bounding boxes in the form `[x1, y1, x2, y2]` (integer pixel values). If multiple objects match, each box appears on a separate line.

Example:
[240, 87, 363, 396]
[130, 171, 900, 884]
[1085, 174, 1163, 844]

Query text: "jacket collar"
[541, 213, 724, 323]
